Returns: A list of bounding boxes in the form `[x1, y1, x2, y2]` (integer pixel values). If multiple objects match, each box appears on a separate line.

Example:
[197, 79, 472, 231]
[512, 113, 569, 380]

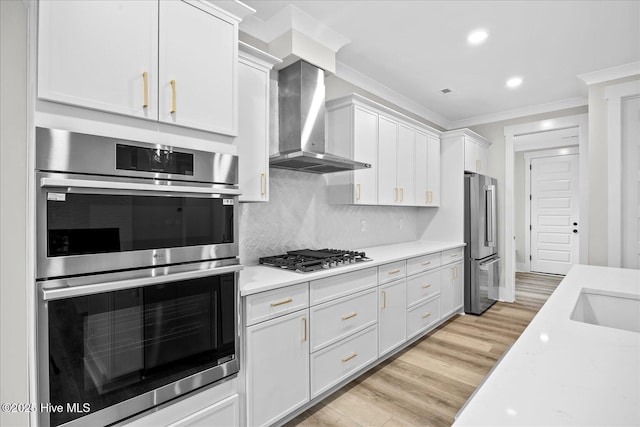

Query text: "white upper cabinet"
[327, 94, 440, 207]
[38, 1, 159, 120]
[454, 129, 491, 175]
[378, 116, 399, 205]
[326, 103, 379, 205]
[158, 1, 237, 134]
[236, 43, 280, 202]
[38, 0, 248, 136]
[396, 125, 416, 206]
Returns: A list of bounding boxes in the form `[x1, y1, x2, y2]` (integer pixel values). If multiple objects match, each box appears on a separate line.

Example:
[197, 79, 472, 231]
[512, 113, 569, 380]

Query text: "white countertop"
[239, 240, 464, 296]
[454, 264, 640, 426]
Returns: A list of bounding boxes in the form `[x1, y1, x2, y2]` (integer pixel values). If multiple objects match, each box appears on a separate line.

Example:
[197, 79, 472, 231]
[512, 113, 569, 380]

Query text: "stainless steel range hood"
[270, 60, 371, 174]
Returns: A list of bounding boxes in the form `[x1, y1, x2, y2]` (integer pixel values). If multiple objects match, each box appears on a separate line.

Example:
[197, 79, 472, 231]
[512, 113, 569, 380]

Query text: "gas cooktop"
[258, 249, 371, 273]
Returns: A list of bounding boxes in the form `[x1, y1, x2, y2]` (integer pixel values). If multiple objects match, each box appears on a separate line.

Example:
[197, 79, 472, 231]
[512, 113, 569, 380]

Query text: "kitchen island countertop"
[239, 240, 464, 296]
[454, 264, 640, 426]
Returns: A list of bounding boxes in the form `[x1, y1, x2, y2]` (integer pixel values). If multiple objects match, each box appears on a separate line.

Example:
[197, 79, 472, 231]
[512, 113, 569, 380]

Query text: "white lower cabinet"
[378, 279, 407, 356]
[407, 296, 441, 339]
[310, 325, 378, 398]
[245, 309, 309, 427]
[441, 260, 464, 317]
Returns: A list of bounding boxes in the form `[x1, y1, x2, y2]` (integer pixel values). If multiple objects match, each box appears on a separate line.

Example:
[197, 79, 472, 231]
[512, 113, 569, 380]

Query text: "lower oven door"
[38, 263, 241, 427]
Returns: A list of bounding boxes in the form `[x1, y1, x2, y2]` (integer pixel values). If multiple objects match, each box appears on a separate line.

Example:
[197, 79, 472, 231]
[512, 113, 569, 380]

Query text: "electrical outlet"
[360, 219, 366, 232]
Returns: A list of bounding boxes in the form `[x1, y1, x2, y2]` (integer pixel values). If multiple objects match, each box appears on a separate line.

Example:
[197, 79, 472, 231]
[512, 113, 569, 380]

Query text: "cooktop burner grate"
[258, 248, 371, 273]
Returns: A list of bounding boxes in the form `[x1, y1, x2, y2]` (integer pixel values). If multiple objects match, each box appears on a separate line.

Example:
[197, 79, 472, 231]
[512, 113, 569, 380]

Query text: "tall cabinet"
[236, 42, 281, 202]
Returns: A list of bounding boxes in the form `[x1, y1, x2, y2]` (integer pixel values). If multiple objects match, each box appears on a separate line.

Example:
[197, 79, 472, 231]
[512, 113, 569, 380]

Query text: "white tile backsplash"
[239, 168, 420, 264]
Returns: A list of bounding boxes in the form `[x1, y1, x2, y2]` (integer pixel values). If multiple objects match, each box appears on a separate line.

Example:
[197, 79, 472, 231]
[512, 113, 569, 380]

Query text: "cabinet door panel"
[397, 125, 415, 205]
[379, 279, 406, 356]
[169, 394, 239, 427]
[415, 132, 428, 206]
[353, 107, 379, 204]
[38, 1, 158, 119]
[440, 266, 454, 317]
[378, 117, 398, 205]
[453, 261, 464, 311]
[237, 60, 269, 201]
[159, 1, 236, 134]
[246, 310, 309, 427]
[427, 135, 441, 206]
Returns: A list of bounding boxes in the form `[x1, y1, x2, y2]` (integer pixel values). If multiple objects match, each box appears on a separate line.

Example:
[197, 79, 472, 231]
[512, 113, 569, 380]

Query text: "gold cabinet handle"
[388, 269, 401, 275]
[428, 191, 433, 204]
[422, 312, 432, 319]
[341, 352, 358, 363]
[356, 183, 361, 201]
[381, 290, 387, 309]
[394, 187, 398, 202]
[302, 317, 307, 342]
[342, 312, 358, 320]
[476, 159, 481, 172]
[422, 284, 431, 289]
[450, 253, 458, 257]
[421, 261, 431, 266]
[400, 187, 404, 202]
[261, 173, 266, 196]
[271, 297, 293, 307]
[425, 190, 429, 205]
[142, 71, 149, 108]
[170, 79, 177, 113]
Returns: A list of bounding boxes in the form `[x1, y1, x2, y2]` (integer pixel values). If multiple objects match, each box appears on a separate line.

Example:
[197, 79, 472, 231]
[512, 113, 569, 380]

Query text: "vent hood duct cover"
[270, 60, 371, 174]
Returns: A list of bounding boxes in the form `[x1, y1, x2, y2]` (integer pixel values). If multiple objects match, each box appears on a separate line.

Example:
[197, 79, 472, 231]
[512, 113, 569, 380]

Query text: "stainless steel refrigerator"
[464, 173, 500, 314]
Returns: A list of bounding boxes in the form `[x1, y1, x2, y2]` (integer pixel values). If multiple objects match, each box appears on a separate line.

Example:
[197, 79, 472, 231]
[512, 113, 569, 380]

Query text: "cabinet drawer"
[441, 248, 464, 266]
[310, 325, 378, 398]
[407, 269, 441, 307]
[378, 260, 406, 284]
[406, 252, 441, 276]
[310, 288, 377, 352]
[310, 267, 377, 306]
[245, 282, 309, 326]
[406, 297, 441, 339]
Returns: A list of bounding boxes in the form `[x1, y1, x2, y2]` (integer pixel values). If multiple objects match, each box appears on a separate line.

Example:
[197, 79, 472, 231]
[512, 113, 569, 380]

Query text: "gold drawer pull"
[342, 352, 358, 363]
[422, 284, 431, 289]
[450, 253, 459, 257]
[356, 183, 361, 200]
[421, 261, 431, 266]
[388, 269, 401, 275]
[302, 317, 307, 342]
[142, 71, 149, 108]
[342, 312, 358, 320]
[170, 79, 177, 113]
[271, 298, 293, 307]
[422, 312, 432, 319]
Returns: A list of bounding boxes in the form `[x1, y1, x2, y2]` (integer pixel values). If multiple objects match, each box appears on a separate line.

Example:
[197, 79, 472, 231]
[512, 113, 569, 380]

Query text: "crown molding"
[334, 61, 451, 130]
[449, 97, 588, 129]
[240, 5, 350, 52]
[577, 61, 640, 86]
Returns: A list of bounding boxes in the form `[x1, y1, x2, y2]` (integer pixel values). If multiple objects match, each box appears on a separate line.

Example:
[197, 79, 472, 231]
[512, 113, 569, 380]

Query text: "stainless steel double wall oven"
[35, 128, 242, 427]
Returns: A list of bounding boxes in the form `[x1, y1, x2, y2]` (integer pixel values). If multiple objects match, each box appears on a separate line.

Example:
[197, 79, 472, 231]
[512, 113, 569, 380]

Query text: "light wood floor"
[286, 272, 563, 427]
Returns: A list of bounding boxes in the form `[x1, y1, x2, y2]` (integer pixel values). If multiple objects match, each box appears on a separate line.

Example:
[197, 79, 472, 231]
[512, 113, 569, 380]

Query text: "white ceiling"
[240, 0, 640, 128]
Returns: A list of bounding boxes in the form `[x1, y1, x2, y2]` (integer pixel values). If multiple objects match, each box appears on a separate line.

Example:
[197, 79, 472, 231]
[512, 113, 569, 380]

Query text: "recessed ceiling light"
[468, 29, 488, 45]
[506, 77, 523, 88]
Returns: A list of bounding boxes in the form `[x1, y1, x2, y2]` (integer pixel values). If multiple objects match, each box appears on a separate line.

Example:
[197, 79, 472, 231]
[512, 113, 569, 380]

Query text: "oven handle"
[40, 177, 242, 196]
[41, 264, 243, 301]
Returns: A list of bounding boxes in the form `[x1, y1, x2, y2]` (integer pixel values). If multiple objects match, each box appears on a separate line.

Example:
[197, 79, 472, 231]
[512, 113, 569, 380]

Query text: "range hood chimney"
[269, 60, 371, 174]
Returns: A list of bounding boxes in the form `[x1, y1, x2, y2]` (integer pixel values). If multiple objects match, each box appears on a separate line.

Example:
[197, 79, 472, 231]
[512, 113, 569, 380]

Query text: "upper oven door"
[37, 172, 240, 279]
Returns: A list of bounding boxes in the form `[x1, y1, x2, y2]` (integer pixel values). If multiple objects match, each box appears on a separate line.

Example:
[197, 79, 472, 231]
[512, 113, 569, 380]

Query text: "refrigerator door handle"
[485, 184, 497, 248]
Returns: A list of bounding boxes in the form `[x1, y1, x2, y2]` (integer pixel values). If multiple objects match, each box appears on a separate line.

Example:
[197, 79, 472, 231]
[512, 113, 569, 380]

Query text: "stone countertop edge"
[453, 264, 640, 426]
[239, 240, 465, 297]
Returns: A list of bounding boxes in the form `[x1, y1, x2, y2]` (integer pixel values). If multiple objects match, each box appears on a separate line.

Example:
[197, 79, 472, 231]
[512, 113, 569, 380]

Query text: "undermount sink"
[570, 288, 640, 333]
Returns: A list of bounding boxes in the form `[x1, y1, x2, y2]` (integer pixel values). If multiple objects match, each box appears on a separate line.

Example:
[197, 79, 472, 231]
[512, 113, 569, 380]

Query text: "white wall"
[0, 1, 30, 426]
[586, 75, 640, 266]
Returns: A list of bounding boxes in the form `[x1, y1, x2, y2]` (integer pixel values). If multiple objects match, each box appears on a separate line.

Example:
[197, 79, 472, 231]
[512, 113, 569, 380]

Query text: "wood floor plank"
[286, 273, 561, 427]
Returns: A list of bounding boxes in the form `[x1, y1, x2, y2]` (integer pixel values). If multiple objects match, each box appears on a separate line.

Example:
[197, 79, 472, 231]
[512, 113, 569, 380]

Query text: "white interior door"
[530, 154, 579, 275]
[621, 95, 640, 269]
